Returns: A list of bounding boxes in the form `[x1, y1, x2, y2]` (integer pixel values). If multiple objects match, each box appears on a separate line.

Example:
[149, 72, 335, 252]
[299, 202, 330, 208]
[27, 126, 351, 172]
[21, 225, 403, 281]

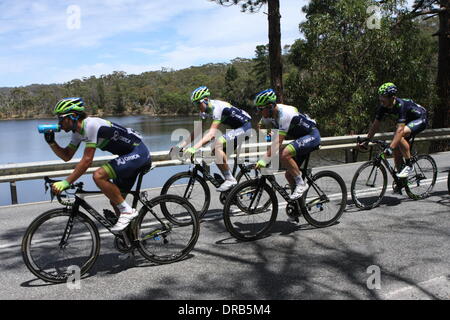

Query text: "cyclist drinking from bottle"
[360, 82, 428, 179]
[45, 97, 151, 232]
[254, 89, 321, 200]
[176, 86, 252, 192]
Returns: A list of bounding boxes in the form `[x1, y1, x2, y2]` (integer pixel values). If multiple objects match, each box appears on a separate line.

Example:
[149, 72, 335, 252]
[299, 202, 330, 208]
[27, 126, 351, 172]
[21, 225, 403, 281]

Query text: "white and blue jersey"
[260, 104, 320, 164]
[202, 100, 251, 129]
[69, 117, 151, 192]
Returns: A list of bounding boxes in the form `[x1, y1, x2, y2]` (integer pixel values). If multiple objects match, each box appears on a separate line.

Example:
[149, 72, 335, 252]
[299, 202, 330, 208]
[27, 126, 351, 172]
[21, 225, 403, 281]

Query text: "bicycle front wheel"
[136, 195, 199, 264]
[301, 170, 347, 227]
[447, 169, 450, 195]
[405, 154, 437, 200]
[160, 171, 210, 220]
[351, 160, 387, 210]
[21, 208, 100, 284]
[234, 166, 271, 213]
[223, 179, 278, 241]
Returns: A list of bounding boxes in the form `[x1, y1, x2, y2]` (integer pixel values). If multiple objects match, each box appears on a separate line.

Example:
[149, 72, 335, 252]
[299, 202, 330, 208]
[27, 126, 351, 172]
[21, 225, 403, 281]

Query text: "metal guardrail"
[1, 128, 449, 205]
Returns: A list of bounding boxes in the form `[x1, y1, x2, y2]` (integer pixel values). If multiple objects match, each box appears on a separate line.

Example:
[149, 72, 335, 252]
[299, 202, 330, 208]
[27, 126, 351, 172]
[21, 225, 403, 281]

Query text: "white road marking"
[382, 275, 449, 299]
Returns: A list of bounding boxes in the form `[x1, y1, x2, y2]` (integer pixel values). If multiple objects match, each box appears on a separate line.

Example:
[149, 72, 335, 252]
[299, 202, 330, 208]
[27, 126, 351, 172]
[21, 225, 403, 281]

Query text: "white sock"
[117, 201, 132, 214]
[223, 170, 236, 182]
[294, 175, 304, 186]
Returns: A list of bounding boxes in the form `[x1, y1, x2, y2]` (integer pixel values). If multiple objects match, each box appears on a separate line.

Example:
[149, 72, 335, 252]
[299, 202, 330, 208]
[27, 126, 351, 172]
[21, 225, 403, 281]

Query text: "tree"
[113, 81, 125, 114]
[286, 0, 436, 138]
[402, 0, 449, 151]
[224, 64, 239, 102]
[252, 44, 270, 87]
[209, 0, 284, 102]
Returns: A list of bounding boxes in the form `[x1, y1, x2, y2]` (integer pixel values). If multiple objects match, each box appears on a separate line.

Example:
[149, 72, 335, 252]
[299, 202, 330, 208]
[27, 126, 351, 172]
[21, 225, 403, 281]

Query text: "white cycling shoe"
[289, 183, 309, 201]
[111, 209, 138, 233]
[396, 165, 413, 179]
[217, 179, 237, 192]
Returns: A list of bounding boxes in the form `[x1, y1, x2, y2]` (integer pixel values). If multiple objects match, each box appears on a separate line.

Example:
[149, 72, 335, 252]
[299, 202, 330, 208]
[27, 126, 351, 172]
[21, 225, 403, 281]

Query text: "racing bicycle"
[222, 147, 347, 241]
[22, 164, 200, 284]
[351, 136, 437, 210]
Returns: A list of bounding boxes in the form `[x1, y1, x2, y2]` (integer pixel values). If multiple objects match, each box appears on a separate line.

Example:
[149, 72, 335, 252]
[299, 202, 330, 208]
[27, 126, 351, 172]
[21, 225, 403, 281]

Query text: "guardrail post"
[10, 181, 18, 205]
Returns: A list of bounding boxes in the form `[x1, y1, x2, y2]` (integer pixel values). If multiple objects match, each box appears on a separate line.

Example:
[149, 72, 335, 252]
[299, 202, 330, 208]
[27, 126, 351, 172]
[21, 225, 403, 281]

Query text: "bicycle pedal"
[118, 252, 134, 261]
[287, 216, 300, 224]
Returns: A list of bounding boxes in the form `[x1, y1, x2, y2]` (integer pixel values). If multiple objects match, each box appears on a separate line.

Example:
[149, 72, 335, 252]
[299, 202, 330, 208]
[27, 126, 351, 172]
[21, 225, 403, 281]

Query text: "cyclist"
[45, 97, 151, 232]
[361, 83, 428, 179]
[254, 89, 321, 200]
[176, 86, 252, 192]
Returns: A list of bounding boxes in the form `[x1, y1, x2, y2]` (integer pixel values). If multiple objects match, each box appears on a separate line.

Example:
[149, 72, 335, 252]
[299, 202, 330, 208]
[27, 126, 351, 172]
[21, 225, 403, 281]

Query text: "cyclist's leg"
[393, 147, 404, 172]
[100, 143, 151, 230]
[215, 122, 252, 182]
[283, 128, 321, 198]
[397, 118, 427, 177]
[108, 143, 151, 194]
[213, 136, 231, 176]
[403, 118, 427, 161]
[93, 167, 125, 206]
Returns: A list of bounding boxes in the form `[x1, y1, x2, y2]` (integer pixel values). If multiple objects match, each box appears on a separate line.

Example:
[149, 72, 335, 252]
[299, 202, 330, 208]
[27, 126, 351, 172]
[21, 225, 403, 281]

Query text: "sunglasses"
[257, 105, 271, 111]
[57, 113, 76, 123]
[193, 98, 207, 106]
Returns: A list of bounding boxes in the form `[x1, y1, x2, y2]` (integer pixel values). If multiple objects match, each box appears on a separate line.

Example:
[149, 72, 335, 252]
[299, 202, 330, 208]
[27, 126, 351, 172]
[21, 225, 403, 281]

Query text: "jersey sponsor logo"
[127, 127, 143, 139]
[111, 130, 132, 144]
[115, 154, 141, 166]
[297, 135, 316, 147]
[231, 110, 247, 122]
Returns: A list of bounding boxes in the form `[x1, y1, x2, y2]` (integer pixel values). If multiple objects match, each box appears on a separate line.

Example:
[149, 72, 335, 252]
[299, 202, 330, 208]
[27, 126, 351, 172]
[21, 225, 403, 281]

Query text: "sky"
[0, 0, 309, 88]
[0, 0, 417, 88]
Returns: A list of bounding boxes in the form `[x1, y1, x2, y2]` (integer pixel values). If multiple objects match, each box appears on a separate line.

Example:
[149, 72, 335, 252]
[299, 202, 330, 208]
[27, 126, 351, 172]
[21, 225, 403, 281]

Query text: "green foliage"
[0, 0, 440, 139]
[285, 0, 437, 136]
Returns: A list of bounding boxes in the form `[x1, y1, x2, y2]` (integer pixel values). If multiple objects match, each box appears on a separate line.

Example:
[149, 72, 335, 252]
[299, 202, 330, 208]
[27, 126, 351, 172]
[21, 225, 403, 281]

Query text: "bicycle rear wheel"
[223, 179, 278, 241]
[301, 170, 347, 227]
[136, 195, 199, 264]
[21, 208, 100, 284]
[160, 171, 210, 220]
[405, 155, 437, 200]
[351, 160, 387, 210]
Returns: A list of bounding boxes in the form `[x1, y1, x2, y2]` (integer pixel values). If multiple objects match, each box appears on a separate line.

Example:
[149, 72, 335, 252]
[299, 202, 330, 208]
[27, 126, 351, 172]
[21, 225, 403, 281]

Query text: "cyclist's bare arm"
[49, 143, 77, 162]
[264, 133, 285, 161]
[179, 119, 210, 149]
[367, 119, 381, 140]
[65, 147, 96, 184]
[192, 121, 221, 150]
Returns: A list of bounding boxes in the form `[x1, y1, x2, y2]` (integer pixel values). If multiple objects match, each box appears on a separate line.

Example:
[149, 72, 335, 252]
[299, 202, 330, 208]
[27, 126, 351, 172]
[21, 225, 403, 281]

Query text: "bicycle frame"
[363, 135, 428, 190]
[52, 166, 166, 249]
[250, 152, 327, 207]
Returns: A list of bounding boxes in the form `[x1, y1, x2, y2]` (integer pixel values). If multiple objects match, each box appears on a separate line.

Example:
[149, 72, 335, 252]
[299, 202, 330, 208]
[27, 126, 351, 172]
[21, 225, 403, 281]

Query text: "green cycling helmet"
[191, 86, 210, 103]
[378, 83, 398, 96]
[254, 89, 277, 107]
[53, 97, 85, 115]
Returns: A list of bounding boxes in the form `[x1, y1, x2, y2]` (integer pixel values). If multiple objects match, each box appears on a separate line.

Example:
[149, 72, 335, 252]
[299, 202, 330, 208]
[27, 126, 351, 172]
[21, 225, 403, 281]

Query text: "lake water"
[1, 114, 416, 206]
[0, 115, 202, 206]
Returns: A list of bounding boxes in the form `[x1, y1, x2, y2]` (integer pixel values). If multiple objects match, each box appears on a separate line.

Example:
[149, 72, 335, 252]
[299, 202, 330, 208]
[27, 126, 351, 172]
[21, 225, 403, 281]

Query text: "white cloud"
[0, 0, 308, 86]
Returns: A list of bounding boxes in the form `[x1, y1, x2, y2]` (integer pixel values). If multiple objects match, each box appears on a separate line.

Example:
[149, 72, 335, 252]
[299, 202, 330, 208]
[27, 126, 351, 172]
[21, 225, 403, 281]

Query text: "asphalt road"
[0, 152, 449, 300]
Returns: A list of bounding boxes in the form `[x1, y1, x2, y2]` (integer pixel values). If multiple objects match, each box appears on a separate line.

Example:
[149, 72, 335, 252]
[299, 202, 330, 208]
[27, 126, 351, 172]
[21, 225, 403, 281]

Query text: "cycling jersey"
[259, 104, 317, 138]
[375, 98, 427, 124]
[68, 117, 143, 156]
[67, 117, 150, 192]
[202, 100, 251, 129]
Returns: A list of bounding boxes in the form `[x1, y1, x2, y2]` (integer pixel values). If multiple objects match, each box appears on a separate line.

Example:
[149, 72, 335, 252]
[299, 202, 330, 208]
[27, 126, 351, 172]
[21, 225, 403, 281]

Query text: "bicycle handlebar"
[356, 136, 389, 149]
[44, 176, 83, 206]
